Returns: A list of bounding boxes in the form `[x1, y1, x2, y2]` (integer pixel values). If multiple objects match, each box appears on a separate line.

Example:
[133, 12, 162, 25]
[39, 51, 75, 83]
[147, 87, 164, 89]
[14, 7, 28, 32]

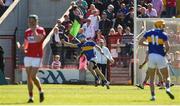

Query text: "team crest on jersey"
[27, 36, 36, 43]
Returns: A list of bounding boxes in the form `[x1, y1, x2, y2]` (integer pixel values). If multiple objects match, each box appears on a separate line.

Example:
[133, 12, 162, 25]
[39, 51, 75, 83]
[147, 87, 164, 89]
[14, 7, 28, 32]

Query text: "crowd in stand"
[0, 0, 13, 17]
[50, 0, 134, 69]
[137, 0, 177, 18]
[165, 26, 180, 44]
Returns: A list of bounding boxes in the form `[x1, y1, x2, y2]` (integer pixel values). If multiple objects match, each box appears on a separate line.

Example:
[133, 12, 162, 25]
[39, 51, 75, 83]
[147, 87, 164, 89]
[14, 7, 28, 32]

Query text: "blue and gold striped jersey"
[144, 29, 168, 56]
[77, 41, 96, 61]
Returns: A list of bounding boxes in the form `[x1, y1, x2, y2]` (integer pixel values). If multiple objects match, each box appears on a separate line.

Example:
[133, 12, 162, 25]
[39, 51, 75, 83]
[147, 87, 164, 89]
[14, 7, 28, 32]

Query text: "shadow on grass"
[0, 102, 29, 105]
[131, 99, 152, 103]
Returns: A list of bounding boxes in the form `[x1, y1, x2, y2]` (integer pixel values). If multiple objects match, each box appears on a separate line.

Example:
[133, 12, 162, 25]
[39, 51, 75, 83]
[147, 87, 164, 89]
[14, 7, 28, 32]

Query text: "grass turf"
[0, 84, 180, 105]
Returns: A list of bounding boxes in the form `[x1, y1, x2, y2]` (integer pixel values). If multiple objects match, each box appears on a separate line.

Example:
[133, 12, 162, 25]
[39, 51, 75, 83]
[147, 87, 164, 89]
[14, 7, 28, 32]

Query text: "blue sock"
[95, 76, 99, 81]
[165, 82, 170, 88]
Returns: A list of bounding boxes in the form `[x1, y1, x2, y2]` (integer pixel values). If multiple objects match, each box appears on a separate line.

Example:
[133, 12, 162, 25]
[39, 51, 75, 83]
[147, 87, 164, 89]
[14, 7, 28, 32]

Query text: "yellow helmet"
[154, 20, 165, 29]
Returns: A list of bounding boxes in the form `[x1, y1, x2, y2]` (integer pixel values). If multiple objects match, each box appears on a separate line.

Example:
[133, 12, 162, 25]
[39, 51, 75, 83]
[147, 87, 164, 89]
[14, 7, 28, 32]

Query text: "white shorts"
[24, 57, 42, 67]
[148, 53, 167, 69]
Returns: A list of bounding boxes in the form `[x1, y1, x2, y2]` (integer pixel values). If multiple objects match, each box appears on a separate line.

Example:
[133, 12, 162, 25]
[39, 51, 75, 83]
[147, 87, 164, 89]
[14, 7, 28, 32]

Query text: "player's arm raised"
[61, 39, 78, 48]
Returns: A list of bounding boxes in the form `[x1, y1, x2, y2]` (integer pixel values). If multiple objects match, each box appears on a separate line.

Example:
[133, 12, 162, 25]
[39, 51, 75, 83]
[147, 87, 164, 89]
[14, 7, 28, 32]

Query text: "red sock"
[143, 81, 150, 86]
[160, 81, 164, 86]
[29, 92, 33, 98]
[38, 87, 42, 92]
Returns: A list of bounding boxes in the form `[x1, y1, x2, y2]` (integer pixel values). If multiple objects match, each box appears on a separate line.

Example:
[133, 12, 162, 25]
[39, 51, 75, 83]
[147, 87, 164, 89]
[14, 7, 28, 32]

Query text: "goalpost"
[134, 20, 147, 85]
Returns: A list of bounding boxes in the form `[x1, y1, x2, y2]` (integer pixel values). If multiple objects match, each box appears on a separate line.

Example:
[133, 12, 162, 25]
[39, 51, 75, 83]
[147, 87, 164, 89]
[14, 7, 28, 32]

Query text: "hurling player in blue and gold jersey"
[139, 20, 174, 101]
[61, 34, 111, 89]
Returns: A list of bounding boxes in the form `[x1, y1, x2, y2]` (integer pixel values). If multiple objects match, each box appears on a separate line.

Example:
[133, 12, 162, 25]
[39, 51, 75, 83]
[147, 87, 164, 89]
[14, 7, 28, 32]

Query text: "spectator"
[166, 0, 176, 18]
[56, 19, 65, 34]
[151, 0, 163, 17]
[137, 0, 174, 18]
[107, 28, 116, 47]
[0, 0, 13, 17]
[118, 3, 129, 15]
[76, 28, 84, 39]
[71, 5, 84, 24]
[99, 12, 113, 42]
[138, 0, 148, 8]
[101, 0, 112, 10]
[0, 0, 4, 5]
[50, 27, 62, 58]
[146, 3, 158, 18]
[108, 28, 116, 36]
[103, 4, 114, 20]
[137, 5, 142, 16]
[111, 0, 121, 16]
[107, 28, 121, 64]
[69, 3, 83, 23]
[116, 25, 124, 42]
[81, 18, 95, 40]
[62, 15, 72, 30]
[62, 15, 72, 38]
[93, 0, 104, 15]
[95, 39, 114, 82]
[94, 29, 105, 43]
[113, 12, 126, 29]
[85, 0, 93, 8]
[108, 26, 124, 47]
[4, 0, 13, 9]
[88, 9, 100, 31]
[160, 0, 167, 17]
[76, 0, 88, 16]
[69, 2, 78, 21]
[0, 0, 4, 17]
[121, 27, 133, 45]
[51, 55, 61, 69]
[86, 4, 98, 18]
[119, 27, 133, 67]
[50, 27, 69, 68]
[124, 7, 134, 32]
[0, 46, 4, 74]
[78, 53, 87, 81]
[138, 7, 149, 18]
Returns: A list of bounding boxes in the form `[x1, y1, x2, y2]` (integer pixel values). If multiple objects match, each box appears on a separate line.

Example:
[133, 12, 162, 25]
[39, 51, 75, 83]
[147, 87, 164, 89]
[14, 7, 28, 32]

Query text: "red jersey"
[108, 34, 121, 44]
[167, 0, 176, 7]
[107, 33, 122, 50]
[24, 26, 46, 58]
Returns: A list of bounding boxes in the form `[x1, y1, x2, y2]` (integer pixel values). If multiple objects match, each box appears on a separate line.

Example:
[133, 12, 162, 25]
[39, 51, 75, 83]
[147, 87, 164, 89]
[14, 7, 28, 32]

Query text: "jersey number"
[151, 35, 159, 45]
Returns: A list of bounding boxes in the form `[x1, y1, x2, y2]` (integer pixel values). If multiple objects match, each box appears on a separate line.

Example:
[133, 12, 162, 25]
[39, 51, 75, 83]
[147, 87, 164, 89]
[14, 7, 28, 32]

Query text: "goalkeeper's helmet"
[154, 20, 165, 29]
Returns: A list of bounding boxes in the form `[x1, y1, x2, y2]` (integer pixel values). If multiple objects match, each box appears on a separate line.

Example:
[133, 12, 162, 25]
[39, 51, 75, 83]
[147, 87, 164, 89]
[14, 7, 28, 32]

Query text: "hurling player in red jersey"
[24, 14, 46, 103]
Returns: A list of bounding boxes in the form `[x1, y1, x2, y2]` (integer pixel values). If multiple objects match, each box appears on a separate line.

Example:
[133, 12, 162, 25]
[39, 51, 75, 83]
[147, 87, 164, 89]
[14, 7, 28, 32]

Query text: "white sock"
[29, 96, 34, 100]
[166, 88, 171, 92]
[40, 90, 44, 94]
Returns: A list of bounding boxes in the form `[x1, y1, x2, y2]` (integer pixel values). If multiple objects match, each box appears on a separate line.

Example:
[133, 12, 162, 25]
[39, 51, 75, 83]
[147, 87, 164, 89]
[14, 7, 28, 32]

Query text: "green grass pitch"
[0, 84, 180, 105]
